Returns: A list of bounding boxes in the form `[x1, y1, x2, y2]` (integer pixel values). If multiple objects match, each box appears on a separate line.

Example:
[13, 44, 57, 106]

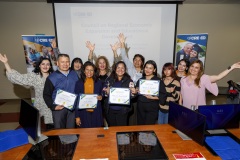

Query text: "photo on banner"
[175, 33, 208, 69]
[22, 35, 56, 73]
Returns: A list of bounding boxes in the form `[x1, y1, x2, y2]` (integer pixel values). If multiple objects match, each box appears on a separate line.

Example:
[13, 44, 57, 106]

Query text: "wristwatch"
[228, 66, 231, 70]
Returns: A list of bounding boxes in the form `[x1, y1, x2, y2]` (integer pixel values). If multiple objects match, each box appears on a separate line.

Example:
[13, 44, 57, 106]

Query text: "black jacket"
[103, 75, 133, 114]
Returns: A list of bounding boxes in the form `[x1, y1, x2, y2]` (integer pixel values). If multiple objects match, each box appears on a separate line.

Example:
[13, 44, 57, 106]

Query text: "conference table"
[1, 124, 239, 160]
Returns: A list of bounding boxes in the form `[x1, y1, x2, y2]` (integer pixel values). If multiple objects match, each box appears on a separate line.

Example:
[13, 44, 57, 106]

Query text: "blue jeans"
[158, 110, 169, 124]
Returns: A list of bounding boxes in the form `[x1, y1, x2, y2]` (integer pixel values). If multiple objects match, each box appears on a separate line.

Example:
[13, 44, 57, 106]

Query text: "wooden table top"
[1, 124, 239, 160]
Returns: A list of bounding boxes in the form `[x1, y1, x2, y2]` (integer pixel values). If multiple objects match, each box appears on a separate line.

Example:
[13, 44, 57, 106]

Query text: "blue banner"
[175, 33, 208, 68]
[22, 35, 56, 72]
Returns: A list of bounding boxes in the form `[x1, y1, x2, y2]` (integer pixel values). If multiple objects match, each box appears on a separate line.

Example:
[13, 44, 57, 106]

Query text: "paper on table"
[173, 152, 206, 160]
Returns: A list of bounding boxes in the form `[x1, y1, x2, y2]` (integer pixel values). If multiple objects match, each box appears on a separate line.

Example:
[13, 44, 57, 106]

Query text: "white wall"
[0, 2, 239, 99]
[0, 2, 54, 99]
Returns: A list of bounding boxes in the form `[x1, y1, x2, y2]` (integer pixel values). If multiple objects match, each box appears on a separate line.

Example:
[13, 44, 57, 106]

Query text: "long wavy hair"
[187, 59, 204, 88]
[142, 60, 158, 77]
[109, 61, 130, 81]
[33, 57, 53, 77]
[81, 61, 98, 82]
[162, 62, 176, 79]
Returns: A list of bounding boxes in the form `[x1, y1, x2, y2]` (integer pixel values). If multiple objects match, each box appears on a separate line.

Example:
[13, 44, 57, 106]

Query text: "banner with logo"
[175, 33, 208, 68]
[22, 35, 56, 73]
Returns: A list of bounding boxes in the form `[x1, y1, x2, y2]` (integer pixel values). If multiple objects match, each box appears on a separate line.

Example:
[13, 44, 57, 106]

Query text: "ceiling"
[0, 0, 240, 4]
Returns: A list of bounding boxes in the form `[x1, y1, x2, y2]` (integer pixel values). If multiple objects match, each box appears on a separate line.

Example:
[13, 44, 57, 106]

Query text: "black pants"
[52, 108, 75, 129]
[106, 109, 128, 126]
[128, 97, 138, 126]
[137, 101, 159, 125]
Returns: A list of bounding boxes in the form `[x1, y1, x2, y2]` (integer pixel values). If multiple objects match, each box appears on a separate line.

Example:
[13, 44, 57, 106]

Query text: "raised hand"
[110, 42, 121, 52]
[231, 62, 240, 70]
[51, 38, 57, 48]
[0, 53, 8, 64]
[86, 41, 95, 52]
[118, 33, 126, 44]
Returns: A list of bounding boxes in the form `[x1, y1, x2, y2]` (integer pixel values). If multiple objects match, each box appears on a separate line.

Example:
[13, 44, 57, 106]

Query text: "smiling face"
[144, 64, 156, 76]
[190, 50, 198, 58]
[39, 59, 51, 73]
[183, 44, 193, 55]
[84, 65, 94, 78]
[189, 62, 201, 76]
[133, 56, 143, 69]
[178, 60, 187, 72]
[98, 58, 106, 71]
[116, 63, 126, 78]
[74, 61, 82, 70]
[57, 56, 70, 73]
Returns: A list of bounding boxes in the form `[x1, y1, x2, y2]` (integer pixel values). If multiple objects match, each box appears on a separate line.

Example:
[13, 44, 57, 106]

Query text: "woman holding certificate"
[136, 60, 167, 125]
[75, 61, 103, 128]
[103, 61, 136, 126]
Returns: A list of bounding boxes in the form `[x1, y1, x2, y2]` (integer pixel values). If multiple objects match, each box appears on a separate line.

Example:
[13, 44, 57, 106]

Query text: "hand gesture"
[169, 86, 176, 93]
[76, 117, 81, 126]
[97, 95, 102, 101]
[118, 33, 126, 44]
[130, 87, 137, 95]
[231, 62, 240, 70]
[0, 53, 8, 64]
[55, 105, 64, 110]
[103, 87, 110, 95]
[51, 38, 57, 48]
[110, 42, 121, 52]
[86, 41, 95, 52]
[144, 95, 154, 99]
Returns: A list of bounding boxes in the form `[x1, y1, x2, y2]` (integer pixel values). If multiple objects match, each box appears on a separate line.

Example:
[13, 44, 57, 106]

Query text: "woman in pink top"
[181, 60, 240, 109]
[180, 60, 218, 109]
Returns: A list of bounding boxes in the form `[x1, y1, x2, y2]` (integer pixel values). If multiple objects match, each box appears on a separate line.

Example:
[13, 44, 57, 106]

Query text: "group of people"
[1, 33, 240, 130]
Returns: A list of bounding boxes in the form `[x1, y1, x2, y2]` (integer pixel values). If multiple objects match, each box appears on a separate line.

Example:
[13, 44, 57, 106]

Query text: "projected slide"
[55, 3, 176, 72]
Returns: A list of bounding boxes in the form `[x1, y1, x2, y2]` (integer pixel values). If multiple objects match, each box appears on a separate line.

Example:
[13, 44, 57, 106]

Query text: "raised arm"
[86, 41, 95, 63]
[51, 38, 60, 58]
[209, 62, 240, 83]
[118, 33, 134, 69]
[110, 41, 121, 63]
[0, 53, 36, 86]
[0, 53, 13, 73]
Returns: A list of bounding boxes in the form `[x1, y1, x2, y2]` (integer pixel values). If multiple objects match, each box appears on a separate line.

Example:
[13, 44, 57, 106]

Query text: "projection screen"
[54, 3, 177, 75]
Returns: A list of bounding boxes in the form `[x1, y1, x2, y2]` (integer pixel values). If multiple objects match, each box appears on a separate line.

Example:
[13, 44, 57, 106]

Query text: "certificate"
[109, 87, 130, 105]
[78, 94, 98, 109]
[54, 89, 77, 110]
[139, 80, 160, 96]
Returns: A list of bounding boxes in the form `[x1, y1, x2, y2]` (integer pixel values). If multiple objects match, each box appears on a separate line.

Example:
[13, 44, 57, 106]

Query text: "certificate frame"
[54, 89, 77, 110]
[78, 94, 98, 109]
[139, 79, 160, 96]
[109, 87, 130, 105]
